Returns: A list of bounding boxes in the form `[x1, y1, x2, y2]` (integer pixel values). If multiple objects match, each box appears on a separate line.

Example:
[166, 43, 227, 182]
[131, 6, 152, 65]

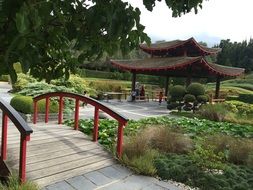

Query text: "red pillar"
[58, 96, 64, 124]
[45, 97, 50, 123]
[93, 107, 99, 142]
[117, 123, 125, 158]
[19, 134, 30, 183]
[74, 99, 80, 130]
[33, 101, 38, 124]
[1, 114, 8, 160]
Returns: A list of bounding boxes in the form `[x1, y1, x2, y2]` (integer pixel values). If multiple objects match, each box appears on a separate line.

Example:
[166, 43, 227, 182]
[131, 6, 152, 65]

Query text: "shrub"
[167, 102, 180, 110]
[187, 83, 205, 96]
[17, 82, 76, 97]
[183, 94, 196, 103]
[190, 145, 226, 170]
[202, 135, 253, 167]
[0, 75, 9, 82]
[150, 127, 193, 154]
[12, 73, 37, 92]
[238, 94, 253, 104]
[155, 154, 253, 190]
[225, 100, 253, 116]
[198, 103, 228, 122]
[169, 85, 186, 101]
[51, 74, 95, 95]
[197, 95, 209, 103]
[10, 95, 58, 114]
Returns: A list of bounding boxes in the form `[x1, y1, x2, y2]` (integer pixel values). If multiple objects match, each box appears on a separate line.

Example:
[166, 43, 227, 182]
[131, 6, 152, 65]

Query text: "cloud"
[125, 0, 253, 45]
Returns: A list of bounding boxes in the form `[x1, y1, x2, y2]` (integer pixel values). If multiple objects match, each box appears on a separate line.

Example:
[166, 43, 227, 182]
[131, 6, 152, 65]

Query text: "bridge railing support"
[33, 92, 128, 158]
[0, 98, 33, 183]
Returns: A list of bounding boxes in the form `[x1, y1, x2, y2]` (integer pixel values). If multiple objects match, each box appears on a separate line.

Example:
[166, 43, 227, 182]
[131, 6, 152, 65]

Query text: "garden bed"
[65, 116, 253, 190]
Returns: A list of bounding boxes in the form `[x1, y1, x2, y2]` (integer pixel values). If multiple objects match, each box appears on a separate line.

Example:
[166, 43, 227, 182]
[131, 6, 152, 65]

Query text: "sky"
[125, 0, 253, 47]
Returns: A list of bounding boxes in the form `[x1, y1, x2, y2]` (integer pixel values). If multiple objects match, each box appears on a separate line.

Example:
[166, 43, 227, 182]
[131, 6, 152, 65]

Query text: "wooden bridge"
[0, 92, 128, 187]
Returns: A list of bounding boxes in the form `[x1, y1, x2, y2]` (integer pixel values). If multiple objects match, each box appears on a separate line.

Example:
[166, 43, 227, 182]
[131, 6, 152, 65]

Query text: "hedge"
[10, 96, 58, 114]
[238, 94, 253, 104]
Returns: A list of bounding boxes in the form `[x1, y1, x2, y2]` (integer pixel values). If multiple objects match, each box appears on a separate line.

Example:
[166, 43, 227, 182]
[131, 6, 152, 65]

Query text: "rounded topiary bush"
[183, 94, 196, 103]
[197, 95, 209, 103]
[10, 96, 33, 114]
[187, 83, 205, 96]
[10, 95, 58, 114]
[167, 102, 180, 110]
[169, 85, 186, 101]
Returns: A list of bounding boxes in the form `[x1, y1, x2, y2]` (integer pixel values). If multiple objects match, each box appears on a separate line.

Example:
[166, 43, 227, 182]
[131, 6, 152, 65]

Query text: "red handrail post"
[1, 113, 8, 160]
[58, 96, 64, 124]
[45, 97, 50, 123]
[74, 99, 80, 130]
[33, 101, 38, 124]
[19, 134, 30, 183]
[117, 122, 125, 158]
[93, 107, 99, 141]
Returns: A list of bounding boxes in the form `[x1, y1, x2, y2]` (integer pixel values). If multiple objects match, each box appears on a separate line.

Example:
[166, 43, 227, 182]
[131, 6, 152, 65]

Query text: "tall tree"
[216, 39, 253, 73]
[0, 0, 205, 83]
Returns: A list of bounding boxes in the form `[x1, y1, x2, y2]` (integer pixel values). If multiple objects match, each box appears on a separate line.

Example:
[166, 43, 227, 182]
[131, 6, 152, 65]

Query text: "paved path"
[0, 82, 13, 103]
[78, 100, 171, 121]
[0, 82, 183, 190]
[43, 165, 182, 190]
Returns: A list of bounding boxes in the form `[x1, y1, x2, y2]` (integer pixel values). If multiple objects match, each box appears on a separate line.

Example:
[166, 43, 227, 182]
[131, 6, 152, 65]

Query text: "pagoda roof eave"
[140, 37, 221, 56]
[110, 57, 245, 77]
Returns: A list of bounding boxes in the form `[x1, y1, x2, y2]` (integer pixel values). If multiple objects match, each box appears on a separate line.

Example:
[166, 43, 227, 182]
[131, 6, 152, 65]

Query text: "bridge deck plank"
[0, 121, 116, 187]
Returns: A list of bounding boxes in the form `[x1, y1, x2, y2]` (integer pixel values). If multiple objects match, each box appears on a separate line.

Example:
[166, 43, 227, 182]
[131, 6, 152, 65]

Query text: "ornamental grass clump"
[150, 127, 193, 154]
[0, 174, 39, 190]
[198, 103, 228, 122]
[122, 128, 159, 175]
[201, 134, 253, 167]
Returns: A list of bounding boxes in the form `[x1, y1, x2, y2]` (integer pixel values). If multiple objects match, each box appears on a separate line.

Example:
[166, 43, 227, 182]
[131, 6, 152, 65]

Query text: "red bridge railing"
[33, 92, 128, 157]
[0, 98, 33, 183]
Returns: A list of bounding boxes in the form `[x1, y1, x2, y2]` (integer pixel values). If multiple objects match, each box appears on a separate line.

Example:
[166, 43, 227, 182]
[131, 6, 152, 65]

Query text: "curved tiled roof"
[140, 37, 221, 56]
[110, 57, 244, 77]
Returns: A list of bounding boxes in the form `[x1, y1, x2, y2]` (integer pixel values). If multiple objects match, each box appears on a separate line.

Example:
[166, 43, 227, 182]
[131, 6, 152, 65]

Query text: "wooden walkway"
[3, 121, 115, 187]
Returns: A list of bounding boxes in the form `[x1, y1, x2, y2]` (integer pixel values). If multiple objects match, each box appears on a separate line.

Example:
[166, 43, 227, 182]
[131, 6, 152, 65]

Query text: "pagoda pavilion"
[110, 37, 245, 99]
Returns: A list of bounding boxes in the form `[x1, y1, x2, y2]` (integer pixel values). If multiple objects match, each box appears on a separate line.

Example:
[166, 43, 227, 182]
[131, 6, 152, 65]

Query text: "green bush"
[0, 75, 9, 82]
[225, 100, 253, 116]
[17, 82, 76, 97]
[197, 95, 209, 103]
[12, 73, 37, 92]
[155, 154, 253, 190]
[186, 83, 205, 96]
[169, 85, 186, 101]
[190, 145, 226, 170]
[183, 94, 196, 103]
[52, 74, 94, 94]
[10, 95, 58, 114]
[167, 102, 180, 110]
[238, 94, 253, 104]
